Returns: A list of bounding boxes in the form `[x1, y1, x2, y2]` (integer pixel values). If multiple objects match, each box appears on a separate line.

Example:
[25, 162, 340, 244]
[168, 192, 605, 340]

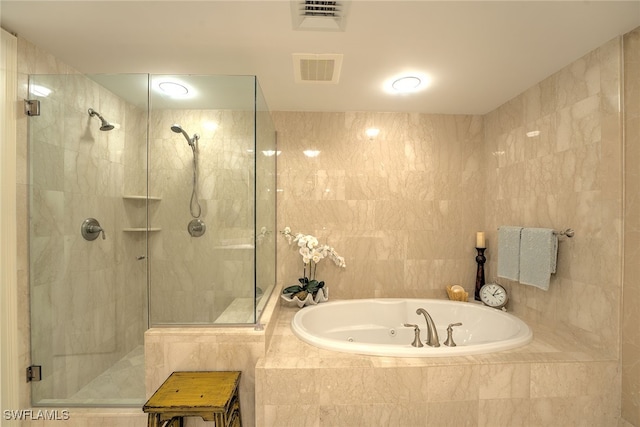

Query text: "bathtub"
[291, 298, 532, 357]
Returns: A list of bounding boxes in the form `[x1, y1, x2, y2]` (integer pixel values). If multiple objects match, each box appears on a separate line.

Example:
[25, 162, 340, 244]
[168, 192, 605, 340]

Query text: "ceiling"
[2, 1, 639, 115]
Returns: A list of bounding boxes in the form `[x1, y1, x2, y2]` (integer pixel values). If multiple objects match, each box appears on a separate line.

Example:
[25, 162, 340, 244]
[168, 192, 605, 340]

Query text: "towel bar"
[553, 228, 574, 238]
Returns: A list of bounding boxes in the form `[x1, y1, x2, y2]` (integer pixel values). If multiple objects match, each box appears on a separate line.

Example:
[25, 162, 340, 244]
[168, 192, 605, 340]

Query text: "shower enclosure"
[27, 73, 276, 406]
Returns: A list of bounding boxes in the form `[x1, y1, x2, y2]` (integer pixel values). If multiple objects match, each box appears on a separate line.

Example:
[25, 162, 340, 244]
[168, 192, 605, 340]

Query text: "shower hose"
[190, 144, 202, 218]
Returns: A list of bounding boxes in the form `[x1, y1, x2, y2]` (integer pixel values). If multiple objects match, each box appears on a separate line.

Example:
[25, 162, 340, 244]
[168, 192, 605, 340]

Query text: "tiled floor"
[38, 345, 147, 407]
[71, 345, 145, 404]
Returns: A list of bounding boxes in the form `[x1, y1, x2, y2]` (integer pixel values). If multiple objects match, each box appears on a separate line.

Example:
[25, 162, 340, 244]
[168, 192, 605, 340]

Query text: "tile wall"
[483, 36, 623, 353]
[275, 112, 485, 300]
[147, 108, 258, 324]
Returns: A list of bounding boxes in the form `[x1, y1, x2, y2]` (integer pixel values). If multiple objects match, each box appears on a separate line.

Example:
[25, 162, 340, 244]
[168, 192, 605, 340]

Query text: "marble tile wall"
[623, 26, 640, 426]
[274, 112, 485, 300]
[483, 36, 623, 353]
[147, 108, 259, 324]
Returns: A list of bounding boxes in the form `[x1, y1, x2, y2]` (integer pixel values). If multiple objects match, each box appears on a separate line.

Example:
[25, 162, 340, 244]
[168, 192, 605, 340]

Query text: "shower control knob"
[81, 218, 106, 241]
[187, 218, 206, 237]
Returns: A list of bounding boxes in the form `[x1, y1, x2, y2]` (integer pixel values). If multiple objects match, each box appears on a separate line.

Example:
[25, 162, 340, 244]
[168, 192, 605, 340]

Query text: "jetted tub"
[291, 298, 533, 357]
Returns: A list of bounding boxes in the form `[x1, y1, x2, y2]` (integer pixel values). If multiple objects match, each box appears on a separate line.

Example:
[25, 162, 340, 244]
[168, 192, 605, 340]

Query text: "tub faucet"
[416, 308, 440, 347]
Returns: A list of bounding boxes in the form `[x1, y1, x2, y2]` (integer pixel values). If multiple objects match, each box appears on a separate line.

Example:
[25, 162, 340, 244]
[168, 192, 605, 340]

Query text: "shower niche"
[27, 73, 276, 406]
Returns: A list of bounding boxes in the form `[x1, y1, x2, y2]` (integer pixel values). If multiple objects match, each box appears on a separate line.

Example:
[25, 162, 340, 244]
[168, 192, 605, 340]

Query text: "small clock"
[479, 282, 508, 309]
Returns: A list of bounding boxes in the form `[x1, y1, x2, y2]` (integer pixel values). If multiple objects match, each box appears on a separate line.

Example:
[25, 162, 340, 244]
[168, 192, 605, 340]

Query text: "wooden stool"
[143, 371, 241, 427]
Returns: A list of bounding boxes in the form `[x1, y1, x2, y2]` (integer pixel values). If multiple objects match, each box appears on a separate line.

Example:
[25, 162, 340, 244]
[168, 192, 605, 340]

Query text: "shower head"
[171, 124, 199, 147]
[88, 108, 114, 131]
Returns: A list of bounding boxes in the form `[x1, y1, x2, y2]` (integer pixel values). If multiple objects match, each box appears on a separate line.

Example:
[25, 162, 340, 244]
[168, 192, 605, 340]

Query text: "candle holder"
[474, 247, 486, 301]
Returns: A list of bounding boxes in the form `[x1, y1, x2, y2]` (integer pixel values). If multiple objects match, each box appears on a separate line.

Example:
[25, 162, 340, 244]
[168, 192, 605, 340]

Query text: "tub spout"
[416, 308, 440, 347]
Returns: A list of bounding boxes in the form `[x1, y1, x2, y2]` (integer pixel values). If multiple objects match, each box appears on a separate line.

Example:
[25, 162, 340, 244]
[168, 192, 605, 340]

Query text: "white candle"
[476, 231, 485, 248]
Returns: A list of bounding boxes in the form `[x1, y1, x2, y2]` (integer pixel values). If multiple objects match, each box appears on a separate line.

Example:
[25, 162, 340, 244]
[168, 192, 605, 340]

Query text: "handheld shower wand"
[88, 108, 114, 131]
[171, 124, 202, 218]
[171, 124, 199, 147]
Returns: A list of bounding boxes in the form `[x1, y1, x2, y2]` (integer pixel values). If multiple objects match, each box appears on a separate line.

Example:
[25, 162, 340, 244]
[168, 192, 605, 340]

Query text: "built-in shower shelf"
[123, 195, 162, 201]
[122, 196, 161, 231]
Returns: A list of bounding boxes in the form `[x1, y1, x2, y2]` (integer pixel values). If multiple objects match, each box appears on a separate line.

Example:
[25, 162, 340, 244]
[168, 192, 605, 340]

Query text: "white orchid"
[282, 228, 346, 269]
[281, 227, 346, 297]
[281, 227, 346, 300]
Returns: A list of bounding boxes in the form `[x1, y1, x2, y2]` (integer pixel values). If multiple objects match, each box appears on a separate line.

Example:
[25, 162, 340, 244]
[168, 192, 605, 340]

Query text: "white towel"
[519, 227, 558, 291]
[497, 226, 523, 281]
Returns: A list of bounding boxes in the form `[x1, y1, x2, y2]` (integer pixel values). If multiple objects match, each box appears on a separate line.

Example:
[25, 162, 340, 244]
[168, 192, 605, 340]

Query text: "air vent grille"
[293, 54, 343, 84]
[300, 59, 334, 81]
[302, 1, 340, 17]
[291, 0, 350, 31]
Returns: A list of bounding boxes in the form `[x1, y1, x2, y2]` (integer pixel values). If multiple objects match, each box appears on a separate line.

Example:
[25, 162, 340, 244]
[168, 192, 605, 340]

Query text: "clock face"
[479, 283, 508, 308]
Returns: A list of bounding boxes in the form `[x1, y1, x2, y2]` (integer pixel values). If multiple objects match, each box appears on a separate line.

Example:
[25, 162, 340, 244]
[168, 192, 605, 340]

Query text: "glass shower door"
[28, 73, 148, 406]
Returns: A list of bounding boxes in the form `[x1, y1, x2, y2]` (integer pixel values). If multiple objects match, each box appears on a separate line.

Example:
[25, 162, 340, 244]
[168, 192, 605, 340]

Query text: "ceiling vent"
[293, 53, 343, 84]
[291, 1, 350, 31]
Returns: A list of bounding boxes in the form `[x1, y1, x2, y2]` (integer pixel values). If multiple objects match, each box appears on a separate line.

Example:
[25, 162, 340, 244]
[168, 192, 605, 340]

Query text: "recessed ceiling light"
[526, 130, 541, 138]
[303, 150, 320, 157]
[152, 77, 195, 99]
[158, 81, 188, 96]
[384, 72, 431, 95]
[392, 76, 421, 93]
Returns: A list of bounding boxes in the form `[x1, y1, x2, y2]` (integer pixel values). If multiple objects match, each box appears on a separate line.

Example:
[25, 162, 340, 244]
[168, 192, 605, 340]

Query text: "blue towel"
[519, 228, 558, 290]
[497, 226, 523, 281]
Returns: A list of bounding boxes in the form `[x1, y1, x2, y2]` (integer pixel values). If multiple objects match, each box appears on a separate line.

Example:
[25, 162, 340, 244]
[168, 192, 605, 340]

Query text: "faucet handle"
[403, 323, 424, 348]
[81, 218, 106, 241]
[444, 322, 463, 347]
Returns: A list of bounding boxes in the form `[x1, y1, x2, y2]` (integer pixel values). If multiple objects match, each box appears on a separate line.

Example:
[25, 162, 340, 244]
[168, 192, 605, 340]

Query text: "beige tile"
[319, 403, 428, 427]
[426, 365, 479, 402]
[262, 405, 320, 427]
[478, 398, 530, 427]
[319, 367, 428, 405]
[479, 363, 530, 399]
[530, 395, 619, 427]
[427, 400, 478, 427]
[530, 362, 618, 399]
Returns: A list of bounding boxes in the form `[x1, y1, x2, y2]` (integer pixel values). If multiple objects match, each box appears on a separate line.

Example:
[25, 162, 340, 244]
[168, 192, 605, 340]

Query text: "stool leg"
[147, 414, 160, 427]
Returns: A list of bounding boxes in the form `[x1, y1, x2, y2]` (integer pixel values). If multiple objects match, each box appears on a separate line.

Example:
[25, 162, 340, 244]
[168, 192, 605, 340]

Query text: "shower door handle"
[81, 218, 106, 241]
